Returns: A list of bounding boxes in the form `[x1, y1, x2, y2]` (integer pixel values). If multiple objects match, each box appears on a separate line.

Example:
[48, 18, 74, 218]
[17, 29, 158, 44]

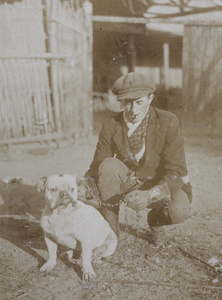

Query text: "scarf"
[123, 112, 149, 166]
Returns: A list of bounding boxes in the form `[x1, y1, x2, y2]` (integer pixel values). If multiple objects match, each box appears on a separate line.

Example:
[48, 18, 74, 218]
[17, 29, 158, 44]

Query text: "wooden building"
[182, 22, 222, 135]
[92, 16, 183, 92]
[90, 0, 186, 115]
[91, 1, 222, 135]
[0, 0, 93, 147]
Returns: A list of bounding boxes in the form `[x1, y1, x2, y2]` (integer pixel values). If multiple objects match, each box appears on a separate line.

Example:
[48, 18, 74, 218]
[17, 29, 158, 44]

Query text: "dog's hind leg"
[66, 250, 74, 259]
[59, 249, 74, 260]
[94, 230, 118, 258]
[57, 237, 77, 259]
[40, 235, 58, 272]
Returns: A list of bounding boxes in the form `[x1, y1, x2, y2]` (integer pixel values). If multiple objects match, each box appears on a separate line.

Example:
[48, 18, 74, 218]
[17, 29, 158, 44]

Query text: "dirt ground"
[0, 131, 222, 300]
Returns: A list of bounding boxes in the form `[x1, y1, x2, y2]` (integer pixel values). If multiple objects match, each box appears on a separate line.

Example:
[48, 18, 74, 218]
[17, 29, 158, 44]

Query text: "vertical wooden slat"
[20, 60, 30, 137]
[43, 60, 55, 133]
[36, 61, 46, 132]
[84, 1, 93, 136]
[163, 43, 169, 90]
[0, 61, 9, 138]
[47, 0, 62, 133]
[5, 60, 19, 137]
[14, 59, 28, 136]
[24, 61, 34, 136]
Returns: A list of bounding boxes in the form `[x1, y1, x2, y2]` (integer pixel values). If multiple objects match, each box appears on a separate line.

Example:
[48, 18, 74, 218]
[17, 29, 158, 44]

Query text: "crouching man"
[85, 72, 192, 238]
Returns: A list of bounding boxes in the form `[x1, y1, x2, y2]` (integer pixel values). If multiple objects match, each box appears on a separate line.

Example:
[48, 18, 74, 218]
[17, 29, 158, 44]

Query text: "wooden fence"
[0, 0, 93, 146]
[182, 22, 222, 135]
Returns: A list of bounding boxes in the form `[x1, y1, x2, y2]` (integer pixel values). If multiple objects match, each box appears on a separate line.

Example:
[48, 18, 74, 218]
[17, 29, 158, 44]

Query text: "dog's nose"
[60, 191, 68, 198]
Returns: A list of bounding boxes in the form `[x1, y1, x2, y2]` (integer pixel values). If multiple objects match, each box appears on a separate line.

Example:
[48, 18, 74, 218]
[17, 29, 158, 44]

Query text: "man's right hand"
[126, 190, 149, 211]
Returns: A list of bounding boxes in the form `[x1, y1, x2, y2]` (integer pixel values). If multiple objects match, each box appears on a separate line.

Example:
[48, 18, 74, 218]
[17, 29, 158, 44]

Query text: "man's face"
[123, 94, 153, 123]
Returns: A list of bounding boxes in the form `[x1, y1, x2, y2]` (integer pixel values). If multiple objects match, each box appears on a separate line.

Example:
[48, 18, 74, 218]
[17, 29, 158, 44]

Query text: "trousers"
[97, 157, 190, 229]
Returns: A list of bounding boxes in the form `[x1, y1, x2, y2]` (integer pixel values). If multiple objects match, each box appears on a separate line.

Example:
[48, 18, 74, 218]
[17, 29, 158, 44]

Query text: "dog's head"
[37, 174, 79, 210]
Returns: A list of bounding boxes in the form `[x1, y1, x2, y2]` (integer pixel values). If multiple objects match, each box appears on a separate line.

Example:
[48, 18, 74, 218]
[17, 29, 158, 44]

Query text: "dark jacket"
[86, 106, 192, 201]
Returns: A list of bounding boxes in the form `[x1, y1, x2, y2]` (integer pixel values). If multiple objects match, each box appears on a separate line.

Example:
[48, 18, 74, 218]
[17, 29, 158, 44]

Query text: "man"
[85, 72, 192, 238]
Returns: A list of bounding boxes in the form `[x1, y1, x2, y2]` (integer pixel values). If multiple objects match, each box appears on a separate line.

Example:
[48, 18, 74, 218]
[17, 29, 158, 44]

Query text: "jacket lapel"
[113, 114, 127, 158]
[145, 106, 161, 153]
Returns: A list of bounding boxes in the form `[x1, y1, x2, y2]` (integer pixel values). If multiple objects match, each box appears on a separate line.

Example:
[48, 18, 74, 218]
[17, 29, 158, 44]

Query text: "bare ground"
[0, 133, 222, 300]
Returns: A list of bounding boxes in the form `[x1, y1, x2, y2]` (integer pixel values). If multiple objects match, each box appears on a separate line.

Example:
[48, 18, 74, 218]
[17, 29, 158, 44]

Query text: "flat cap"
[112, 72, 156, 101]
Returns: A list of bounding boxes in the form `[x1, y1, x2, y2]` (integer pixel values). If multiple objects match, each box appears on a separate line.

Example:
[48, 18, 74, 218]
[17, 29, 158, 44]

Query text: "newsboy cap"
[112, 72, 156, 101]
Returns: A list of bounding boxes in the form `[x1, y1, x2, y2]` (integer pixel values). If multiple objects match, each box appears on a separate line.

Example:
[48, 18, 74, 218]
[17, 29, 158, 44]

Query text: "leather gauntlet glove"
[146, 182, 171, 209]
[126, 182, 171, 211]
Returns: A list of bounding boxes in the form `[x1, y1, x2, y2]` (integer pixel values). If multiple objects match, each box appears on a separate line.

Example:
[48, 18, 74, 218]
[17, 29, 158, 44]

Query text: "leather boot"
[147, 207, 173, 227]
[100, 203, 120, 238]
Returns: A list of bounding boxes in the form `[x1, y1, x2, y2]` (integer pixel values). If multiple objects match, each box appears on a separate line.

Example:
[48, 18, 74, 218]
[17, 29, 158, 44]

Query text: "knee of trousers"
[147, 189, 190, 227]
[97, 158, 130, 200]
[98, 157, 129, 180]
[168, 189, 191, 224]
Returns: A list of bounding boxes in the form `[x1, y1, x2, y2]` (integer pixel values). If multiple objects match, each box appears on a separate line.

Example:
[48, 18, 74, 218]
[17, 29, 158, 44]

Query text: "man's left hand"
[125, 190, 149, 211]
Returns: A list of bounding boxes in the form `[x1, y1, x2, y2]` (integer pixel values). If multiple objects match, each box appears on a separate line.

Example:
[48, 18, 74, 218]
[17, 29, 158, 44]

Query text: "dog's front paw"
[40, 260, 56, 272]
[82, 267, 96, 281]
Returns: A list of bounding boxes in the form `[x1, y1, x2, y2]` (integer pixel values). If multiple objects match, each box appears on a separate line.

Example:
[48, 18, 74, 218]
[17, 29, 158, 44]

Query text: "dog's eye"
[71, 188, 75, 193]
[50, 188, 57, 193]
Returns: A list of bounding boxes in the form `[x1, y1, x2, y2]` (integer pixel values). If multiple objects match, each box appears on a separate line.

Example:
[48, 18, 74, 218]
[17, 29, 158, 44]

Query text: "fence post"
[163, 42, 169, 90]
[84, 0, 93, 136]
[45, 0, 62, 133]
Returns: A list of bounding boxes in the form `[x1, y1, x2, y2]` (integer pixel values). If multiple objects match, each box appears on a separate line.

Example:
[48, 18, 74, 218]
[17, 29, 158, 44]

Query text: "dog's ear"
[37, 176, 47, 192]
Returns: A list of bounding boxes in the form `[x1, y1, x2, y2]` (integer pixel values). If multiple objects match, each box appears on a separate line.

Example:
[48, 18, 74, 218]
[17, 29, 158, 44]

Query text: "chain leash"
[135, 211, 140, 240]
[122, 194, 141, 243]
[82, 178, 142, 242]
[81, 180, 119, 209]
[123, 198, 130, 242]
[82, 173, 144, 209]
[82, 179, 121, 208]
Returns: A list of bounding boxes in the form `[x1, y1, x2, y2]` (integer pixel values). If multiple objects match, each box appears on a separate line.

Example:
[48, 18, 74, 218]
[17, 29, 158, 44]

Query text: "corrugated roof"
[146, 10, 222, 36]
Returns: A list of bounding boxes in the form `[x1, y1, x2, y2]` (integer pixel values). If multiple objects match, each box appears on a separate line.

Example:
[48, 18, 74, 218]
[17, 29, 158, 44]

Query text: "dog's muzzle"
[60, 191, 77, 205]
[60, 191, 68, 199]
[49, 191, 77, 209]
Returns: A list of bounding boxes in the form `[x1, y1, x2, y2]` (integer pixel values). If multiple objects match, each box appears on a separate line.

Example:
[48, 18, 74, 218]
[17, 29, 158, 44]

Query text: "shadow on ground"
[0, 180, 83, 278]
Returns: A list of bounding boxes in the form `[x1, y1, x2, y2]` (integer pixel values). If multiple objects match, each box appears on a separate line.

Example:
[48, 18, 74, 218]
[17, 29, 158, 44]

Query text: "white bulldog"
[38, 174, 118, 280]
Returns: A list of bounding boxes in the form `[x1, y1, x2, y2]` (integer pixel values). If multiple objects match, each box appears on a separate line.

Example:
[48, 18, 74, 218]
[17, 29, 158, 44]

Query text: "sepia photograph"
[0, 0, 222, 299]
